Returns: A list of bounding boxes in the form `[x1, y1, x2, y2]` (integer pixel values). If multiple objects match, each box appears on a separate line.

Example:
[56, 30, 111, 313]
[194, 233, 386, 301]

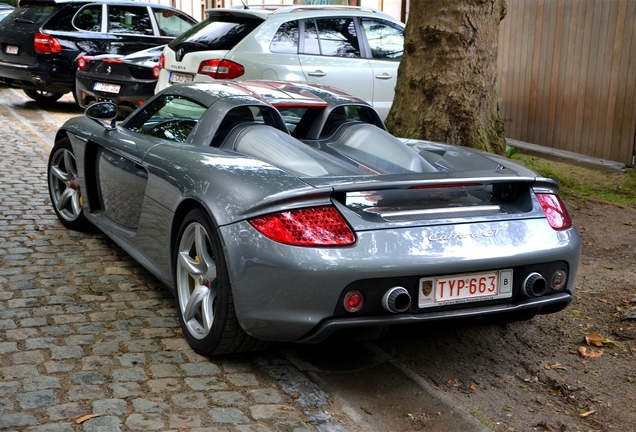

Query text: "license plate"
[169, 71, 193, 84]
[418, 269, 513, 308]
[94, 82, 121, 94]
[6, 45, 18, 55]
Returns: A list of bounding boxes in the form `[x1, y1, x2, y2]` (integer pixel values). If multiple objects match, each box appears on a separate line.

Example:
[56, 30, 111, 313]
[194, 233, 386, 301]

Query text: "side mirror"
[86, 102, 118, 130]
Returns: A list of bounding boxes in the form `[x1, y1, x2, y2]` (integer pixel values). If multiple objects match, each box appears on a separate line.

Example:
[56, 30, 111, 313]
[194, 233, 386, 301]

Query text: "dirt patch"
[378, 197, 636, 432]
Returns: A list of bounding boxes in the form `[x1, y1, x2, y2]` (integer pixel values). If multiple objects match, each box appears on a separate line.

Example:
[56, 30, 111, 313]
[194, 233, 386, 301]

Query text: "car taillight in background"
[198, 59, 244, 79]
[77, 56, 94, 69]
[159, 53, 165, 70]
[536, 193, 572, 230]
[249, 205, 356, 246]
[152, 65, 160, 79]
[34, 32, 61, 54]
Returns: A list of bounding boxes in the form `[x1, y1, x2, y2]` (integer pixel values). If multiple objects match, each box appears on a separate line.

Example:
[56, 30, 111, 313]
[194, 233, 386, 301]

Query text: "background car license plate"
[94, 82, 120, 94]
[169, 72, 193, 84]
[6, 45, 18, 55]
[418, 269, 513, 308]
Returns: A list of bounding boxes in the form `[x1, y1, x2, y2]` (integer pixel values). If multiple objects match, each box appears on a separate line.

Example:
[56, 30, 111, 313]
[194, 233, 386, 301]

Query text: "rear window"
[169, 15, 262, 52]
[10, 3, 59, 26]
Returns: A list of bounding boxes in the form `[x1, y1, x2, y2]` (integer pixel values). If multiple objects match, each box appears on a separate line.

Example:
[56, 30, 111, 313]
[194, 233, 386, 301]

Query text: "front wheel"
[23, 89, 64, 104]
[174, 208, 269, 356]
[47, 138, 92, 231]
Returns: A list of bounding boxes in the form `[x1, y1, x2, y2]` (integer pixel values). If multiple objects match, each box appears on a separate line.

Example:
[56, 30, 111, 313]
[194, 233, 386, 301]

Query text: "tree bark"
[386, 0, 507, 154]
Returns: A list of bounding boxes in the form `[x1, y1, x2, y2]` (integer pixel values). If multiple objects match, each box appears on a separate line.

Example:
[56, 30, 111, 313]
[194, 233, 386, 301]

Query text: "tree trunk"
[386, 0, 507, 155]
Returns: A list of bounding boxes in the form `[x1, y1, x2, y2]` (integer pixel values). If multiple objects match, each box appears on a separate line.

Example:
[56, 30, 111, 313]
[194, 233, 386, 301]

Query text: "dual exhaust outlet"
[371, 271, 563, 314]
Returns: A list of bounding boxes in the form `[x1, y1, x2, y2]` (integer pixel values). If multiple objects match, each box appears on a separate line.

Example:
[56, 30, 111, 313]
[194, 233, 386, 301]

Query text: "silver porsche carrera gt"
[48, 81, 581, 356]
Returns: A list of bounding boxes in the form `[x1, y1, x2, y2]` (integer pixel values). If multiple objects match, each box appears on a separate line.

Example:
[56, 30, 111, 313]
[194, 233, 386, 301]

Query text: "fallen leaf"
[585, 333, 605, 347]
[602, 337, 617, 348]
[76, 414, 101, 424]
[579, 409, 595, 417]
[291, 394, 300, 399]
[470, 383, 478, 390]
[584, 333, 616, 348]
[624, 221, 635, 226]
[578, 346, 604, 358]
[447, 379, 461, 387]
[361, 406, 373, 415]
[598, 299, 608, 303]
[603, 266, 614, 270]
[544, 362, 568, 370]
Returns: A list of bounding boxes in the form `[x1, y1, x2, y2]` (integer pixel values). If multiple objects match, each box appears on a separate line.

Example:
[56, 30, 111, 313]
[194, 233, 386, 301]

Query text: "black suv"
[0, 0, 196, 103]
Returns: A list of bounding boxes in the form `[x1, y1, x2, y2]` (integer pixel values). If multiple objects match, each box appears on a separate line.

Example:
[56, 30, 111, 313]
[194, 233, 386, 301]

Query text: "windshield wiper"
[14, 18, 35, 24]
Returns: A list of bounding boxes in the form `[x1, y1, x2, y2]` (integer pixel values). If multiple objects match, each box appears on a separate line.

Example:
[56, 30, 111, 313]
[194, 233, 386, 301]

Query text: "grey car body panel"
[55, 81, 581, 344]
[221, 217, 580, 341]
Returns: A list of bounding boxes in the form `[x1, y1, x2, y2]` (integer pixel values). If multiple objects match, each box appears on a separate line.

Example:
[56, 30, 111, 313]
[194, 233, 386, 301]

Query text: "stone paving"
[0, 104, 349, 431]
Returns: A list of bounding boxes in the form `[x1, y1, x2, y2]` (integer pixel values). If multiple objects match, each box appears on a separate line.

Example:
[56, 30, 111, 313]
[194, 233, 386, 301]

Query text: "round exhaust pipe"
[382, 286, 411, 313]
[30, 76, 46, 86]
[523, 273, 547, 297]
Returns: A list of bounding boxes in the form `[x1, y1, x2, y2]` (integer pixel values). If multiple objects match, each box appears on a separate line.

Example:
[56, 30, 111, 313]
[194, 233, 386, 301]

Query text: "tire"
[23, 89, 64, 104]
[174, 208, 270, 356]
[47, 138, 92, 231]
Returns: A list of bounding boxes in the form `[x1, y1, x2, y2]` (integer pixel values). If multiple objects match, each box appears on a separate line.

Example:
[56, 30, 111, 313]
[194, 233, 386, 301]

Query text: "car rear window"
[169, 15, 262, 52]
[11, 3, 59, 26]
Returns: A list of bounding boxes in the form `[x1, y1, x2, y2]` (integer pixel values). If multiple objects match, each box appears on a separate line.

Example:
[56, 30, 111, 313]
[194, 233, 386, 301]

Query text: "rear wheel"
[23, 89, 64, 104]
[47, 138, 92, 231]
[174, 208, 269, 356]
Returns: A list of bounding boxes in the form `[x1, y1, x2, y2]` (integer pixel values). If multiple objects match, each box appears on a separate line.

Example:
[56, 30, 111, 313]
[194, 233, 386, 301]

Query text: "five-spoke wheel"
[175, 208, 266, 356]
[47, 138, 91, 231]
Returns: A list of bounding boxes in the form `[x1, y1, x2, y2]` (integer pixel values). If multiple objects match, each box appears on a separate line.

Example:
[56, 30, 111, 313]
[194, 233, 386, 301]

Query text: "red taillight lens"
[159, 53, 165, 69]
[536, 193, 572, 230]
[198, 59, 244, 79]
[152, 65, 160, 79]
[102, 58, 123, 64]
[34, 32, 62, 54]
[248, 205, 356, 247]
[77, 56, 93, 69]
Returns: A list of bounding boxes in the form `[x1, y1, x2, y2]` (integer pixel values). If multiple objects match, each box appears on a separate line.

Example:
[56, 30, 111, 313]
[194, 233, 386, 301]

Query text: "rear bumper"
[0, 57, 74, 94]
[296, 293, 572, 343]
[219, 219, 582, 342]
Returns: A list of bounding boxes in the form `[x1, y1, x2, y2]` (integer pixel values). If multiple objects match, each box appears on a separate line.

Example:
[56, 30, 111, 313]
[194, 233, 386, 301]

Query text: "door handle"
[308, 70, 327, 77]
[375, 73, 392, 80]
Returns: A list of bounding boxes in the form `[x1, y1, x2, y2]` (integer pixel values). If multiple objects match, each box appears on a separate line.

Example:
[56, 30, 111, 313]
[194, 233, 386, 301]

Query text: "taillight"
[536, 193, 572, 230]
[152, 65, 160, 79]
[102, 58, 123, 64]
[159, 53, 165, 69]
[248, 205, 356, 247]
[77, 56, 93, 69]
[198, 59, 244, 79]
[34, 32, 62, 54]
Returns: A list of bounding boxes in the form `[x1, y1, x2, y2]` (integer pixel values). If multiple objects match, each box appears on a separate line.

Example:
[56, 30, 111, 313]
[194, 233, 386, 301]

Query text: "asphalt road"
[0, 86, 488, 432]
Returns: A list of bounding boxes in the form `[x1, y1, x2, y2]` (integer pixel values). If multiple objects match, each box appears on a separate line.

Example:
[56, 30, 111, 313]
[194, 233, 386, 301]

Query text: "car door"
[359, 18, 404, 119]
[298, 17, 373, 103]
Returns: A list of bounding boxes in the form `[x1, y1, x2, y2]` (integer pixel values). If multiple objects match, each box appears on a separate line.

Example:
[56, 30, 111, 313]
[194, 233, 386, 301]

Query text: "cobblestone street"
[0, 102, 349, 431]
